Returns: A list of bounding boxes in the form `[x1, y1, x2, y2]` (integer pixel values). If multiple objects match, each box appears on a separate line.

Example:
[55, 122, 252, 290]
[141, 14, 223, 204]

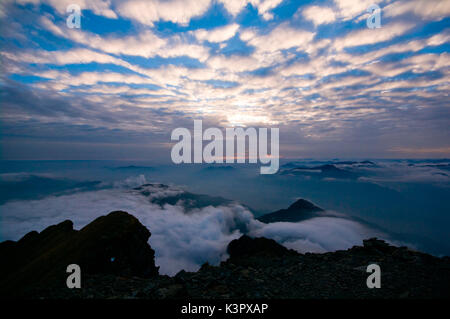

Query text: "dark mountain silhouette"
[0, 211, 158, 297]
[257, 198, 323, 223]
[1, 212, 449, 299]
[227, 235, 297, 261]
[0, 175, 102, 204]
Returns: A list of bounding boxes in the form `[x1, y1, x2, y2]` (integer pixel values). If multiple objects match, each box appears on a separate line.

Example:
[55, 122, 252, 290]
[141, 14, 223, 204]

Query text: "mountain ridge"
[1, 211, 449, 299]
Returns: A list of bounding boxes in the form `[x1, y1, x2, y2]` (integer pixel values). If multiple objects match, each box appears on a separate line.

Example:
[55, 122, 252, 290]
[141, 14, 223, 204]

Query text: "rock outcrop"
[1, 212, 449, 299]
[0, 211, 158, 297]
[227, 235, 296, 260]
[168, 236, 450, 299]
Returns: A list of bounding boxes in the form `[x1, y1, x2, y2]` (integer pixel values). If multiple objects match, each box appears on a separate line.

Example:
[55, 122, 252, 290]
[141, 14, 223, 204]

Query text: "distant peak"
[288, 198, 323, 212]
[257, 198, 323, 223]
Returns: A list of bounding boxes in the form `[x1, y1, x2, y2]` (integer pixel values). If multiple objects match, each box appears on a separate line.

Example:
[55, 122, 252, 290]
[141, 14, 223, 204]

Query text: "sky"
[0, 0, 449, 161]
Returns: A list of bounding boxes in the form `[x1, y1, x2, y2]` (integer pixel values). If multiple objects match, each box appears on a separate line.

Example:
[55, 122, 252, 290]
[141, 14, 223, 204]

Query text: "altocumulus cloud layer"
[0, 176, 384, 275]
[0, 0, 449, 160]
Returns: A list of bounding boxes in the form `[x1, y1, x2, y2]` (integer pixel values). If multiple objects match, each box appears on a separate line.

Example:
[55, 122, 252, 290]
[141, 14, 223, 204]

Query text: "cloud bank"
[0, 175, 385, 275]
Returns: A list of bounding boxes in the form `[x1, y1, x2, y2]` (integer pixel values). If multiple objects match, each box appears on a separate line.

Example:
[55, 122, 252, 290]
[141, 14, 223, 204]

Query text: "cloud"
[17, 0, 117, 19]
[385, 0, 450, 21]
[40, 16, 164, 56]
[0, 178, 384, 275]
[2, 0, 449, 159]
[242, 23, 315, 54]
[217, 0, 248, 16]
[194, 23, 240, 43]
[300, 5, 337, 26]
[333, 0, 374, 21]
[218, 0, 283, 20]
[39, 16, 210, 61]
[253, 0, 284, 20]
[279, 55, 348, 78]
[18, 0, 284, 23]
[0, 78, 192, 143]
[250, 217, 382, 253]
[333, 22, 415, 50]
[116, 0, 211, 26]
[335, 30, 450, 68]
[361, 52, 450, 78]
[355, 161, 450, 183]
[0, 181, 254, 275]
[2, 48, 135, 71]
[206, 54, 259, 72]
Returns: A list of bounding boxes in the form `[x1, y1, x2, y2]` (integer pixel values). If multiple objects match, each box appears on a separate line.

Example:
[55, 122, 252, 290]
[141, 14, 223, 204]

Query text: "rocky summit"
[0, 211, 158, 297]
[1, 212, 449, 299]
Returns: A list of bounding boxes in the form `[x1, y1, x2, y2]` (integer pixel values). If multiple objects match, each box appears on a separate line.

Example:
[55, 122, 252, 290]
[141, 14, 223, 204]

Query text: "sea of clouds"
[0, 174, 388, 275]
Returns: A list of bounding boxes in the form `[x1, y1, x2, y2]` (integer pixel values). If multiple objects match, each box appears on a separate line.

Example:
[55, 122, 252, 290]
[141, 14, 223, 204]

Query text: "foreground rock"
[1, 212, 449, 299]
[0, 211, 158, 297]
[167, 236, 450, 299]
